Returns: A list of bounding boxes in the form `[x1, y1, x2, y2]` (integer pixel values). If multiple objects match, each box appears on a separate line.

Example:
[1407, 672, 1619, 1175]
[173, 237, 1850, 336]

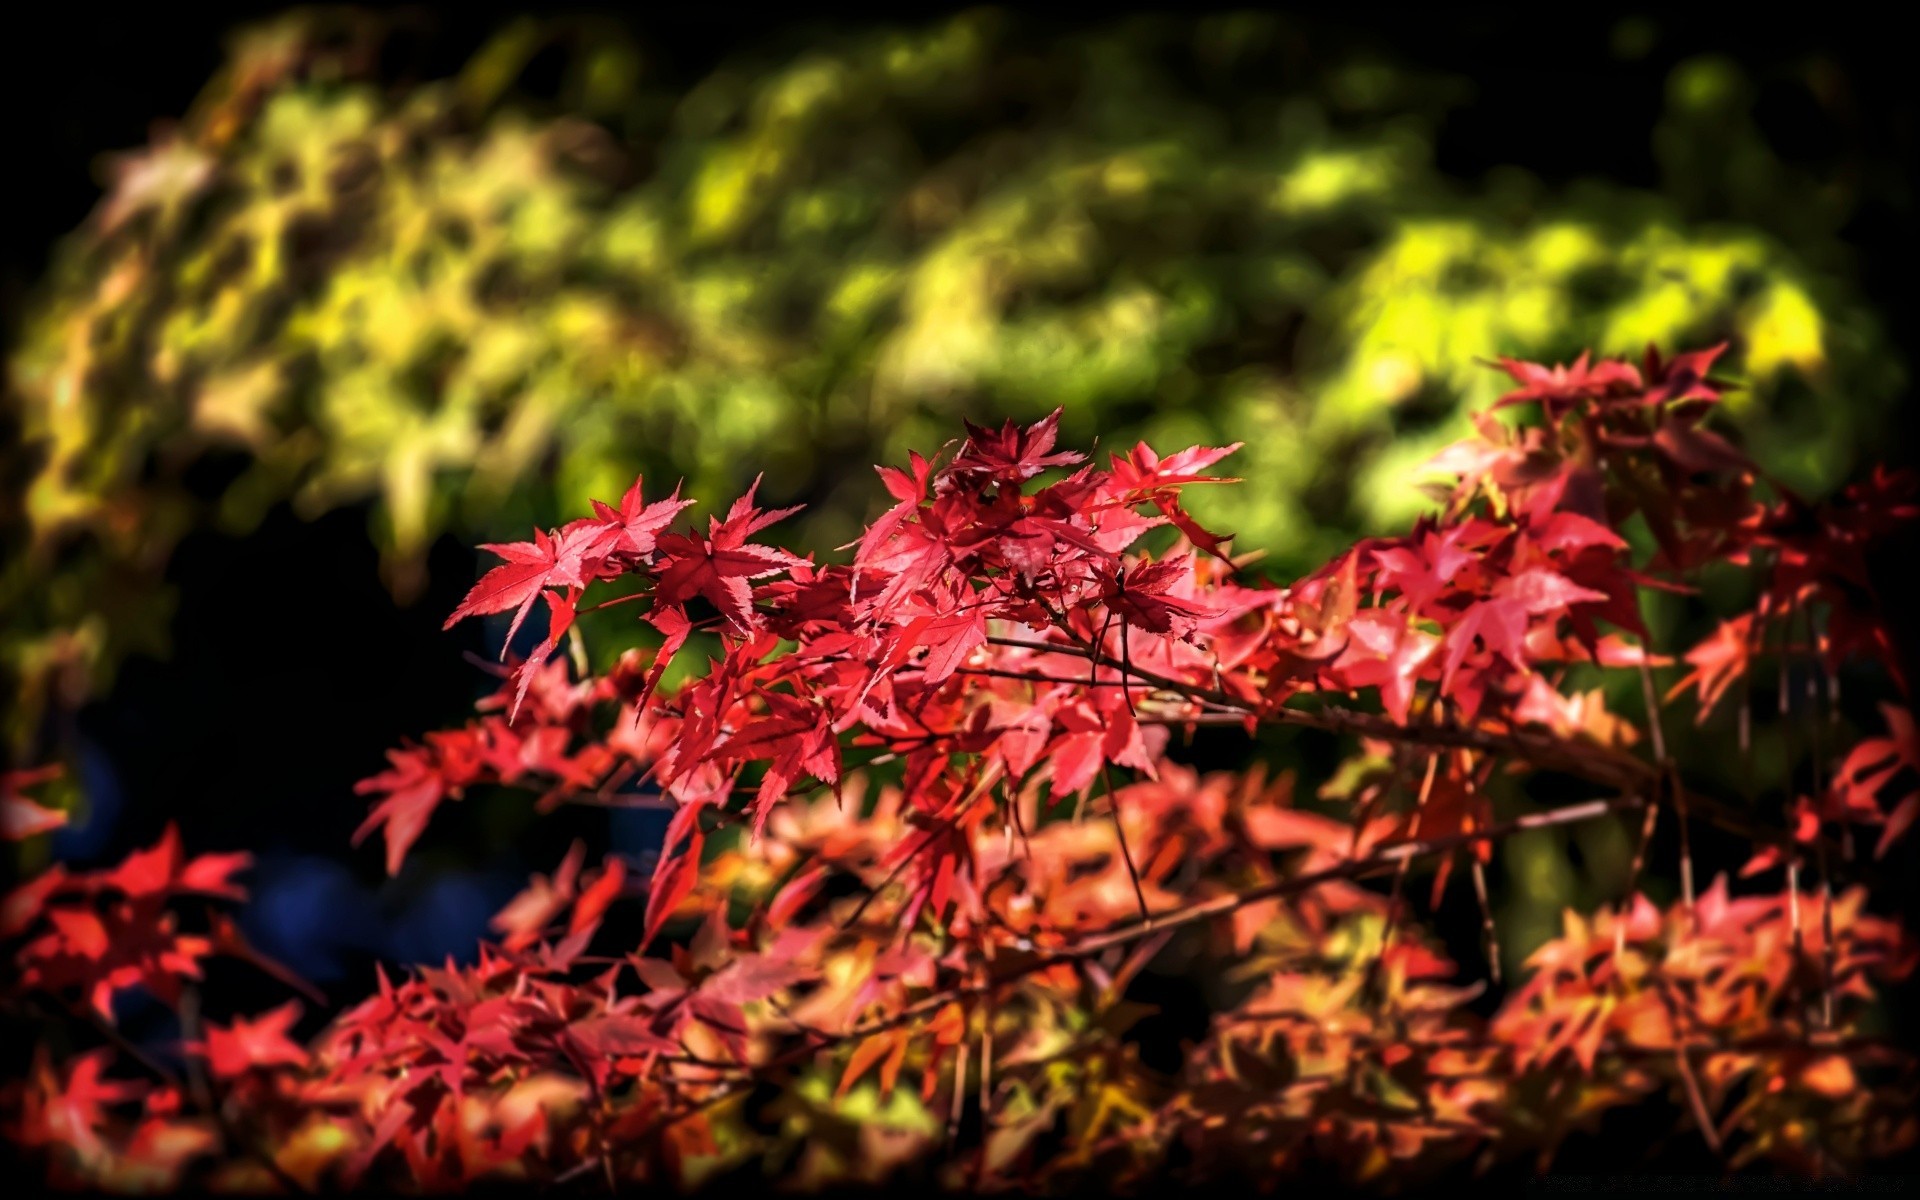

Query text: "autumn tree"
[5, 345, 1917, 1191]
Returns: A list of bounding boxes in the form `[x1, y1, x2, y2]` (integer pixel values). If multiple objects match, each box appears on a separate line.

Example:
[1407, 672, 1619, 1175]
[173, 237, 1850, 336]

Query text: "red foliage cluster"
[5, 345, 1917, 1191]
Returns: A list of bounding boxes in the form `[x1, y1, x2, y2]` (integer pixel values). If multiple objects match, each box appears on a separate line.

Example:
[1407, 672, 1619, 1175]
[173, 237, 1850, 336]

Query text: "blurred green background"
[2, 6, 1914, 985]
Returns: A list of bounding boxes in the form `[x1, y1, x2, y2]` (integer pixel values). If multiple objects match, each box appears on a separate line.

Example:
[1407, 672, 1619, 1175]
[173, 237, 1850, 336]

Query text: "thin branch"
[986, 635, 1660, 791]
[1818, 843, 1838, 1031]
[1618, 777, 1663, 959]
[1674, 1045, 1726, 1154]
[954, 666, 1173, 692]
[1637, 654, 1669, 765]
[1101, 763, 1151, 924]
[1672, 769, 1698, 928]
[1367, 748, 1439, 1001]
[948, 1027, 970, 1142]
[978, 1002, 994, 1118]
[1470, 855, 1502, 988]
[46, 997, 182, 1090]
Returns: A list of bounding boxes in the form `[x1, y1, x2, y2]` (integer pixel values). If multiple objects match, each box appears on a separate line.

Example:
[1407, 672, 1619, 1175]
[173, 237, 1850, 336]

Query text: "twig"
[1470, 855, 1502, 988]
[1637, 654, 1669, 765]
[1101, 764, 1151, 924]
[1367, 748, 1439, 1001]
[1617, 775, 1663, 960]
[987, 634, 1661, 791]
[949, 1026, 970, 1142]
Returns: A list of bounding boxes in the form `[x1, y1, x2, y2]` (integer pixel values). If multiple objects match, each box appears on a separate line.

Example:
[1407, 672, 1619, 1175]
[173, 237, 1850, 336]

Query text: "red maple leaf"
[14, 1049, 142, 1160]
[1102, 557, 1214, 636]
[854, 450, 938, 580]
[1831, 705, 1920, 858]
[1666, 613, 1756, 720]
[1108, 441, 1242, 490]
[506, 586, 581, 722]
[946, 409, 1083, 485]
[653, 479, 806, 632]
[913, 604, 988, 684]
[1639, 341, 1731, 408]
[586, 475, 696, 559]
[196, 1000, 310, 1078]
[101, 824, 251, 902]
[353, 745, 453, 877]
[1489, 350, 1642, 413]
[492, 841, 630, 951]
[444, 526, 593, 650]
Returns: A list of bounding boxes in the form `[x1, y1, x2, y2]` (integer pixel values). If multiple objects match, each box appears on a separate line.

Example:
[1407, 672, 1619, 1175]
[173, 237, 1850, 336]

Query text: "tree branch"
[986, 634, 1658, 791]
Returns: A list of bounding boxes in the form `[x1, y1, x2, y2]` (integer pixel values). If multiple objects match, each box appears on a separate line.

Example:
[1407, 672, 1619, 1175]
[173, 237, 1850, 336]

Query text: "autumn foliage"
[5, 345, 1918, 1191]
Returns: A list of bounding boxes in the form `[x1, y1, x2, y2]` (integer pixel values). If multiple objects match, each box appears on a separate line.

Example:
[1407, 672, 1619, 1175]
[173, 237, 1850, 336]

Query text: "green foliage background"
[3, 10, 1906, 970]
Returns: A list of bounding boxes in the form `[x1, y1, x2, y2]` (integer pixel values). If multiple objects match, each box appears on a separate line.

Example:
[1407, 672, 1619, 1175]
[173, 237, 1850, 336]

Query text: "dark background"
[4, 4, 1917, 1178]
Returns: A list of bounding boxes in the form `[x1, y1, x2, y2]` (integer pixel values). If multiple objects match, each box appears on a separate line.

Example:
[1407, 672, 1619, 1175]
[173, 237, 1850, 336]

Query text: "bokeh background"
[4, 4, 1916, 1035]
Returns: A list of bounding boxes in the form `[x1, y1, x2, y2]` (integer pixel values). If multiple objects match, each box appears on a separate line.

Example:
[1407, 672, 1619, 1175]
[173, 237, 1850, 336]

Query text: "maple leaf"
[1489, 350, 1641, 413]
[1108, 441, 1243, 490]
[947, 409, 1083, 485]
[702, 689, 842, 835]
[3, 865, 69, 939]
[1370, 522, 1482, 613]
[1666, 613, 1756, 720]
[352, 746, 452, 876]
[698, 947, 814, 1008]
[491, 841, 589, 951]
[587, 475, 696, 559]
[1102, 557, 1214, 636]
[443, 526, 593, 651]
[1102, 443, 1244, 565]
[853, 450, 937, 579]
[913, 604, 988, 683]
[102, 823, 251, 901]
[565, 1012, 678, 1060]
[1652, 422, 1750, 476]
[492, 842, 630, 951]
[641, 809, 705, 952]
[837, 1029, 911, 1100]
[1334, 611, 1440, 725]
[653, 478, 806, 633]
[197, 1000, 310, 1078]
[1640, 341, 1731, 408]
[1530, 510, 1629, 556]
[570, 855, 629, 935]
[1437, 567, 1607, 698]
[15, 1049, 142, 1160]
[507, 586, 581, 722]
[1499, 567, 1610, 617]
[1830, 705, 1920, 858]
[1045, 696, 1160, 800]
[631, 604, 696, 718]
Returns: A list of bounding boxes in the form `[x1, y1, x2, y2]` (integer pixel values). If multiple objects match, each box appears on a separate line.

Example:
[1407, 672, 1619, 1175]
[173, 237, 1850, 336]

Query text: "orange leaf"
[837, 1032, 898, 1100]
[1799, 1055, 1856, 1098]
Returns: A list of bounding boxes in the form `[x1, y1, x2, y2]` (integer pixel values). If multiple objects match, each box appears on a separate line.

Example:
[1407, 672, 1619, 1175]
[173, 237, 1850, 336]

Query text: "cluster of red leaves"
[351, 653, 668, 875]
[7, 824, 252, 1020]
[0, 822, 326, 1190]
[6, 345, 1918, 1192]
